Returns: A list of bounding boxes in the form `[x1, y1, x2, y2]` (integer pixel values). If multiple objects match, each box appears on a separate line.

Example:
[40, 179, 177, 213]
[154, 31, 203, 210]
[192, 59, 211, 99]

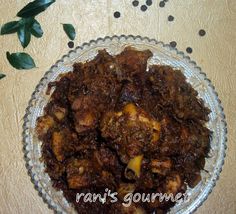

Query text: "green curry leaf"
[31, 19, 43, 38]
[17, 18, 35, 48]
[0, 21, 20, 35]
[17, 0, 56, 18]
[62, 23, 76, 40]
[6, 52, 36, 70]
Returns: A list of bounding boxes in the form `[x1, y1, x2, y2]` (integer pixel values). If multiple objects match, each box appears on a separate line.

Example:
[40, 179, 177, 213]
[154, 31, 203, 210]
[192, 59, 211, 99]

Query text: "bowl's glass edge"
[22, 35, 227, 214]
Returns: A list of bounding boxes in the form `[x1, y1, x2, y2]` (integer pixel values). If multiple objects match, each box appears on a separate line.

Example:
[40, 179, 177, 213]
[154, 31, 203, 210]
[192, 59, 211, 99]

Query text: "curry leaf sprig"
[0, 0, 55, 71]
[1, 0, 55, 48]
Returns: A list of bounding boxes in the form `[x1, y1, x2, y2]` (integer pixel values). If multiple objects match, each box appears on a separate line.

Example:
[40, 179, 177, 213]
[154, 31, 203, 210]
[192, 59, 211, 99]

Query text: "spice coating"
[36, 47, 211, 213]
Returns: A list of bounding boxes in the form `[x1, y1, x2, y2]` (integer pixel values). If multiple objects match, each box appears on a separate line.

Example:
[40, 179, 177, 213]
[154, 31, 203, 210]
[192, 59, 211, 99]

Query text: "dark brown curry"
[36, 47, 211, 214]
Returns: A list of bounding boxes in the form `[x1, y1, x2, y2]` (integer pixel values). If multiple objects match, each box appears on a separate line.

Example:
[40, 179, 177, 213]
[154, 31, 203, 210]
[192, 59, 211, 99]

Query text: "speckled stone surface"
[0, 0, 235, 213]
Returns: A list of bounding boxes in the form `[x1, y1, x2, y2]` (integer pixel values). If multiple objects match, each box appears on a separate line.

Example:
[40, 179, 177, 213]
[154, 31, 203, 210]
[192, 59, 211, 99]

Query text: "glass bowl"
[22, 35, 227, 214]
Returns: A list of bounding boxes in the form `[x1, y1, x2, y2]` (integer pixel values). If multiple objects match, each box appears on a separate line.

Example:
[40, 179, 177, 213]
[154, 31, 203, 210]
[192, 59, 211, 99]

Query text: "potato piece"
[123, 103, 137, 119]
[79, 111, 94, 126]
[51, 128, 79, 162]
[125, 155, 143, 179]
[36, 115, 54, 137]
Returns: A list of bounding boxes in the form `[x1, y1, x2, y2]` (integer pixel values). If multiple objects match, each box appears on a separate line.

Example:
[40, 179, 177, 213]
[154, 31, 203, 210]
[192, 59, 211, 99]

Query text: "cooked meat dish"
[36, 47, 211, 214]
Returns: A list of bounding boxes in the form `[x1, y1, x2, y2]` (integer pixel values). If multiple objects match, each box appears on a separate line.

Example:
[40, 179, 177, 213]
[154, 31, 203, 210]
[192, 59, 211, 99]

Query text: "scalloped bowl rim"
[22, 35, 227, 214]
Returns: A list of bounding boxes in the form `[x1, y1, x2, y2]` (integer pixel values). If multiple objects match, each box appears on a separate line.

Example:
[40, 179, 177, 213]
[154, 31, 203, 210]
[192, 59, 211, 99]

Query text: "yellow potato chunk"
[125, 155, 143, 178]
[124, 103, 137, 119]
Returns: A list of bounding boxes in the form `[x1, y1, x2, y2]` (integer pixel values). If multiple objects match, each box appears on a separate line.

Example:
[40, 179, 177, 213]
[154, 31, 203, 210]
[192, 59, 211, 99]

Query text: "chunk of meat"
[165, 173, 182, 195]
[73, 49, 117, 78]
[74, 110, 96, 133]
[51, 128, 78, 161]
[66, 158, 115, 189]
[69, 67, 121, 134]
[52, 132, 64, 161]
[67, 159, 93, 189]
[100, 103, 161, 163]
[93, 146, 119, 171]
[149, 65, 210, 121]
[151, 158, 172, 175]
[53, 106, 67, 121]
[71, 95, 97, 133]
[71, 95, 93, 111]
[36, 115, 54, 138]
[115, 47, 152, 79]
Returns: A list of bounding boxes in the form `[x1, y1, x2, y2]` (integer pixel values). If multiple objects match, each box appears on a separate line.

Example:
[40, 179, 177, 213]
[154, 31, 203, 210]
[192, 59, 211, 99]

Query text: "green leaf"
[17, 18, 34, 48]
[31, 19, 43, 38]
[6, 52, 36, 70]
[17, 26, 31, 48]
[0, 73, 6, 80]
[0, 21, 19, 35]
[62, 24, 76, 40]
[17, 0, 56, 18]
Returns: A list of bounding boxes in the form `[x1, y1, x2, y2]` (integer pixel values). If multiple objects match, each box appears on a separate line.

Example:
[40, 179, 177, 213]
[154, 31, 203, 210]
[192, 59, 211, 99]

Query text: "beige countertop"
[0, 0, 235, 213]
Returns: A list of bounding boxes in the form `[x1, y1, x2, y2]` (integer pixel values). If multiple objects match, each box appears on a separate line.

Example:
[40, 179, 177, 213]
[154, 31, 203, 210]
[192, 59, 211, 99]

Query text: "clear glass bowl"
[22, 35, 227, 214]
